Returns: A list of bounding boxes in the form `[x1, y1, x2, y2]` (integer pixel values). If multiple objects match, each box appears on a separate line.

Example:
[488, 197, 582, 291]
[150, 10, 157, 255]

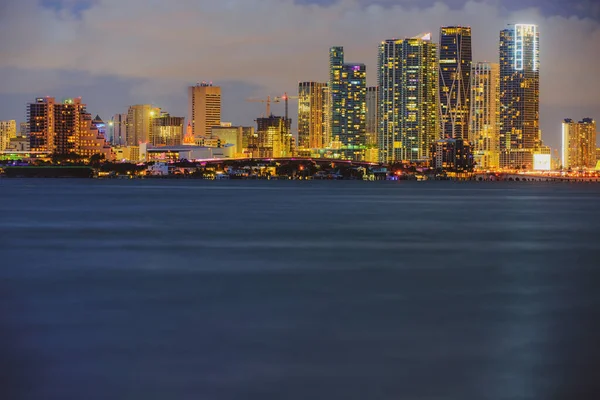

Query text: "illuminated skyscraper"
[28, 97, 55, 152]
[188, 82, 221, 138]
[256, 115, 292, 158]
[126, 104, 160, 145]
[0, 120, 17, 151]
[561, 118, 597, 169]
[378, 34, 438, 163]
[439, 26, 472, 140]
[111, 113, 127, 146]
[366, 86, 379, 147]
[470, 62, 500, 169]
[499, 24, 540, 169]
[328, 47, 367, 159]
[298, 82, 327, 150]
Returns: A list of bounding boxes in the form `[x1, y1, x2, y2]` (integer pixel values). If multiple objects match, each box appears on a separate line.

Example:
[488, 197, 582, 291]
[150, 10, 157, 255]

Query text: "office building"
[431, 138, 474, 172]
[328, 47, 367, 159]
[378, 34, 438, 163]
[499, 24, 540, 169]
[211, 125, 253, 157]
[150, 113, 185, 146]
[111, 113, 127, 146]
[366, 86, 378, 147]
[126, 104, 160, 145]
[188, 82, 221, 138]
[470, 62, 500, 169]
[0, 120, 17, 151]
[298, 82, 327, 150]
[561, 118, 596, 169]
[256, 115, 291, 158]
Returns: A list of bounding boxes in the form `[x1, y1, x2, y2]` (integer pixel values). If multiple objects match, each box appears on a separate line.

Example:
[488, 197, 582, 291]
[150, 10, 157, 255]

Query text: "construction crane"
[274, 92, 299, 139]
[245, 95, 281, 117]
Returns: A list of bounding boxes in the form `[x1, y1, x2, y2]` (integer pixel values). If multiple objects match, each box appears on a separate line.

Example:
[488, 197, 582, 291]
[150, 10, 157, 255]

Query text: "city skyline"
[1, 0, 599, 152]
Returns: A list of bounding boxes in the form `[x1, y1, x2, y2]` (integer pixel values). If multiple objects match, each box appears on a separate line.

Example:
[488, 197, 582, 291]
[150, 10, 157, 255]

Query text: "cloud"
[0, 0, 599, 149]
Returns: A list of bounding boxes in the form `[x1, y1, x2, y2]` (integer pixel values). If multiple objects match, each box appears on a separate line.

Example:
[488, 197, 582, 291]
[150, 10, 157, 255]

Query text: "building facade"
[211, 125, 253, 157]
[0, 120, 17, 151]
[499, 24, 540, 169]
[561, 118, 597, 169]
[378, 34, 438, 163]
[126, 105, 160, 146]
[256, 115, 292, 158]
[431, 138, 474, 172]
[150, 114, 184, 146]
[470, 62, 500, 169]
[111, 113, 127, 146]
[28, 97, 55, 152]
[328, 47, 367, 160]
[188, 82, 221, 138]
[366, 86, 379, 147]
[298, 82, 327, 150]
[439, 26, 472, 140]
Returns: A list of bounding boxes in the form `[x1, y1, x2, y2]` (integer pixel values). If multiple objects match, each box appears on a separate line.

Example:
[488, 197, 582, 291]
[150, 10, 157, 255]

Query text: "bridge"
[191, 157, 382, 168]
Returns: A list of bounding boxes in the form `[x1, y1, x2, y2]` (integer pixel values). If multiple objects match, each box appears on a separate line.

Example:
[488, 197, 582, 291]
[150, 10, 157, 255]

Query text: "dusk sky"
[1, 0, 599, 151]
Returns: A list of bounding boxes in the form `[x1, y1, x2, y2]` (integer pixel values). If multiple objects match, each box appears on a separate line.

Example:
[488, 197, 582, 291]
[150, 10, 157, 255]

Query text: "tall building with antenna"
[188, 82, 221, 138]
[439, 26, 472, 140]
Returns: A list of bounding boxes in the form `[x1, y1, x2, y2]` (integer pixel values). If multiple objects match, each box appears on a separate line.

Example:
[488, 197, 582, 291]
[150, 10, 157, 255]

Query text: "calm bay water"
[1, 179, 599, 399]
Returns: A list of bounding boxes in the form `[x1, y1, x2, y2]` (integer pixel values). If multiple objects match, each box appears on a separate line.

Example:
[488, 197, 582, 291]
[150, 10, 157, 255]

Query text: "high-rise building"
[561, 118, 596, 169]
[188, 82, 221, 138]
[470, 62, 500, 169]
[28, 97, 55, 152]
[378, 34, 438, 163]
[366, 86, 379, 147]
[111, 113, 127, 146]
[328, 47, 367, 160]
[53, 98, 87, 155]
[439, 26, 472, 140]
[298, 82, 327, 150]
[126, 105, 160, 145]
[19, 122, 29, 137]
[0, 120, 17, 151]
[499, 24, 540, 169]
[151, 113, 185, 146]
[256, 115, 291, 158]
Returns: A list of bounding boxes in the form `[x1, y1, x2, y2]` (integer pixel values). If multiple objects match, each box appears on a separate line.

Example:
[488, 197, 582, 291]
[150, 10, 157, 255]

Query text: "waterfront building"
[211, 125, 254, 157]
[366, 86, 379, 147]
[54, 98, 88, 155]
[470, 62, 500, 169]
[499, 24, 540, 169]
[439, 26, 472, 140]
[79, 112, 113, 160]
[431, 138, 474, 172]
[111, 113, 127, 146]
[150, 113, 185, 146]
[126, 104, 160, 145]
[27, 97, 55, 152]
[328, 47, 367, 160]
[188, 82, 221, 138]
[298, 82, 327, 150]
[6, 136, 30, 152]
[378, 34, 438, 163]
[0, 120, 17, 151]
[561, 118, 597, 169]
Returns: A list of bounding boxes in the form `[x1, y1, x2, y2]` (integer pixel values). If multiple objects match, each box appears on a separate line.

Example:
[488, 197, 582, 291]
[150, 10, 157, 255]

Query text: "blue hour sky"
[0, 0, 599, 151]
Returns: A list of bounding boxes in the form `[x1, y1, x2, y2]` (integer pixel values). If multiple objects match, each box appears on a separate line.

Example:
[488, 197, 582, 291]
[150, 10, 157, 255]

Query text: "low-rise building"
[431, 138, 474, 172]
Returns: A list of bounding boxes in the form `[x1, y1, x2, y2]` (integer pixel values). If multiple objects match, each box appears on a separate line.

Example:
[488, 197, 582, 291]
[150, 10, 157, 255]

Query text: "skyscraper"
[470, 62, 500, 169]
[28, 97, 55, 152]
[366, 86, 379, 147]
[0, 120, 17, 151]
[111, 113, 127, 146]
[562, 118, 597, 169]
[256, 115, 291, 158]
[126, 105, 160, 145]
[499, 24, 540, 169]
[378, 34, 438, 163]
[328, 47, 367, 160]
[53, 98, 87, 155]
[151, 113, 185, 146]
[298, 82, 327, 150]
[188, 82, 221, 138]
[439, 26, 472, 140]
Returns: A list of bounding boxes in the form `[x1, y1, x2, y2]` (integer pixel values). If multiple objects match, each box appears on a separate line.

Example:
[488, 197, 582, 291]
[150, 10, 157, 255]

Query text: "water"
[0, 179, 599, 399]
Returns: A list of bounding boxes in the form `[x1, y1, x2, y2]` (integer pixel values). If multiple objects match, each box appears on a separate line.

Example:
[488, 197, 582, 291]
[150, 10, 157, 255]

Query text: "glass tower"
[499, 24, 540, 169]
[439, 26, 472, 140]
[298, 82, 327, 150]
[378, 34, 438, 163]
[470, 62, 500, 169]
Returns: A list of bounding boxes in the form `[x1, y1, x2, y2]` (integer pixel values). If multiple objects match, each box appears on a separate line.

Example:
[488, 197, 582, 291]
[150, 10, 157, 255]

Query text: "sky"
[1, 0, 599, 152]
